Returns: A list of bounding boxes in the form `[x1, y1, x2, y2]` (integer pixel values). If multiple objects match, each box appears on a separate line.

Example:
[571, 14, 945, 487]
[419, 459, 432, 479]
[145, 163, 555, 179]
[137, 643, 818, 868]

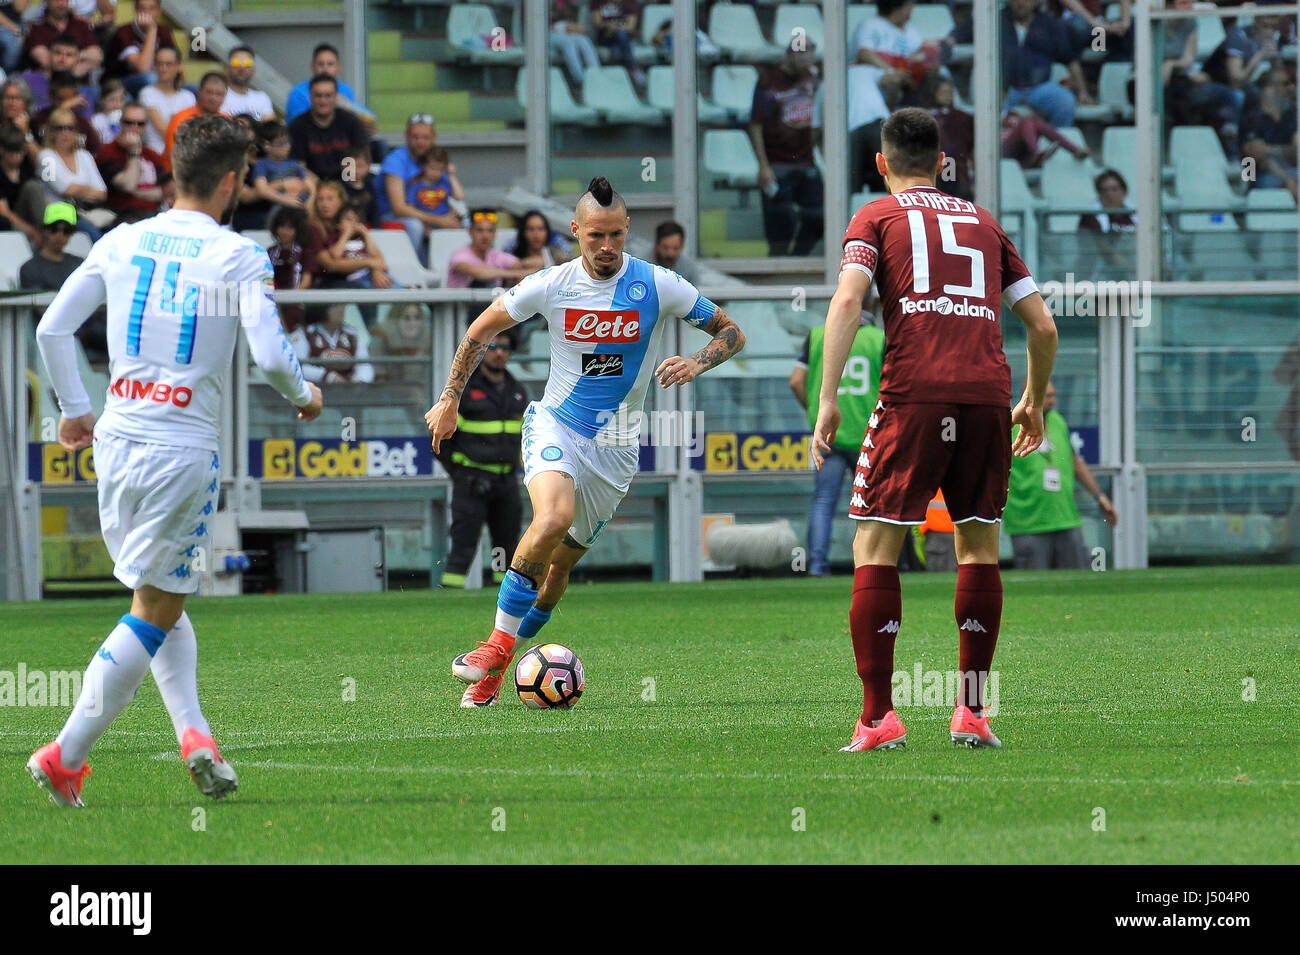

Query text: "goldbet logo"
[563, 309, 639, 343]
[43, 444, 96, 483]
[741, 434, 808, 470]
[262, 440, 420, 479]
[898, 296, 997, 321]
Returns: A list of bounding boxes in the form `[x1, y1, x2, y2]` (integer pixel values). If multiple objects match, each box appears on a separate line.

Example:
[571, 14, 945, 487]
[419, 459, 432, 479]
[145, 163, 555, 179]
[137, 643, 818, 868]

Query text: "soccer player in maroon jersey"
[812, 108, 1059, 751]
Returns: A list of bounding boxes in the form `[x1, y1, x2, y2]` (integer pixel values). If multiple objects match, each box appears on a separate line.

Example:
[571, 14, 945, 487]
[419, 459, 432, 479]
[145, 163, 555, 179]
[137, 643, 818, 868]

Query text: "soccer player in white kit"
[425, 177, 746, 706]
[28, 115, 325, 806]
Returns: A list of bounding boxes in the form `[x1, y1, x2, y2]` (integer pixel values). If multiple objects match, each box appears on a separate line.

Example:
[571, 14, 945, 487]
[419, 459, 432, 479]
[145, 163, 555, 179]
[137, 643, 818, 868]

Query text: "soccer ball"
[514, 643, 585, 709]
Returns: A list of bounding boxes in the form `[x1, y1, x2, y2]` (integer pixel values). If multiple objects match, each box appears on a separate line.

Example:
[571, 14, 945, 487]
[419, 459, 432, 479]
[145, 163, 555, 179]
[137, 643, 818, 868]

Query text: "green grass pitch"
[2, 566, 1296, 864]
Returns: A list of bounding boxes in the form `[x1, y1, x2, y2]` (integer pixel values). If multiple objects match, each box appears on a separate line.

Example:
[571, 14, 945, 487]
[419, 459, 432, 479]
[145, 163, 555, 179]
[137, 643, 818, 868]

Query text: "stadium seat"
[581, 66, 663, 125]
[1168, 126, 1231, 175]
[702, 129, 760, 189]
[425, 228, 518, 286]
[999, 159, 1042, 274]
[370, 230, 435, 288]
[241, 229, 274, 252]
[447, 4, 525, 65]
[1195, 9, 1226, 61]
[1244, 189, 1297, 279]
[515, 68, 601, 127]
[65, 232, 91, 259]
[1101, 125, 1138, 191]
[641, 4, 673, 46]
[648, 65, 729, 123]
[1244, 188, 1297, 230]
[707, 4, 784, 63]
[711, 64, 758, 122]
[909, 4, 954, 42]
[849, 190, 888, 217]
[0, 232, 28, 288]
[847, 5, 877, 46]
[1076, 61, 1133, 123]
[773, 5, 825, 55]
[1041, 129, 1099, 232]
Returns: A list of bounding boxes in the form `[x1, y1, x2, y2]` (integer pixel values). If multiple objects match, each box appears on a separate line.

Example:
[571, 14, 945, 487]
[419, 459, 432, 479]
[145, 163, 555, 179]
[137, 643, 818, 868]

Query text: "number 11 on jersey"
[127, 254, 199, 365]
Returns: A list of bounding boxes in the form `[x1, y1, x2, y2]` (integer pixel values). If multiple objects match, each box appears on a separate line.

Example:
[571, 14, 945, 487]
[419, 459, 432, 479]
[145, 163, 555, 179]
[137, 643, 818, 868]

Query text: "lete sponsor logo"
[563, 309, 640, 343]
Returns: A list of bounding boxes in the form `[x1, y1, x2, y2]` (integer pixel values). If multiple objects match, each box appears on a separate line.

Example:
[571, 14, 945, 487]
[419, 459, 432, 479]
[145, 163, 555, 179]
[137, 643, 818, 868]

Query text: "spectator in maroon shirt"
[96, 101, 169, 224]
[267, 205, 319, 332]
[748, 39, 823, 256]
[103, 0, 176, 98]
[24, 0, 102, 78]
[19, 33, 98, 113]
[1001, 106, 1089, 169]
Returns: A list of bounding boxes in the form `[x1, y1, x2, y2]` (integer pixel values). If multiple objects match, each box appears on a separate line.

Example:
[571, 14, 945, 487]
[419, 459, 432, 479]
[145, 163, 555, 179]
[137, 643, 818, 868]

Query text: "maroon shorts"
[848, 401, 1012, 524]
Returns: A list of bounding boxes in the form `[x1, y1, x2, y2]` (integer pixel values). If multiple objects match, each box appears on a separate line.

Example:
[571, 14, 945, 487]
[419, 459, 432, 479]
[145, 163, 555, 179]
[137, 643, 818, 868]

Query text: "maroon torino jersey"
[841, 185, 1037, 407]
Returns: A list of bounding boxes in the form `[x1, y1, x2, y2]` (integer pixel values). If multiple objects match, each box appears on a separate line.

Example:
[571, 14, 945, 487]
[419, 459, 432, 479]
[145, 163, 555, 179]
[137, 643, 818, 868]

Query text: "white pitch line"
[235, 759, 1299, 788]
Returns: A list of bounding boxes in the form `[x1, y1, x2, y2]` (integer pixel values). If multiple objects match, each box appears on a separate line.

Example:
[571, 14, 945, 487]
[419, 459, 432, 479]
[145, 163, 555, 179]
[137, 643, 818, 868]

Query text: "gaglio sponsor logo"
[109, 377, 194, 407]
[563, 309, 640, 343]
[898, 296, 997, 321]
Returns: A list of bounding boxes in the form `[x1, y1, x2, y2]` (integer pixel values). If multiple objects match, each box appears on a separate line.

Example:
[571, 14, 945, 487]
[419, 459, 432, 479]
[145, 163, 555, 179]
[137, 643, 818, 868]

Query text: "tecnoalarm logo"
[50, 885, 151, 935]
[898, 296, 998, 321]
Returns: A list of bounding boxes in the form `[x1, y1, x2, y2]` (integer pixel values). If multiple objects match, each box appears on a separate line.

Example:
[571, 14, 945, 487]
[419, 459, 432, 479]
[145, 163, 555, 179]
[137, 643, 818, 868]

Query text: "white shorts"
[94, 431, 220, 594]
[520, 402, 639, 548]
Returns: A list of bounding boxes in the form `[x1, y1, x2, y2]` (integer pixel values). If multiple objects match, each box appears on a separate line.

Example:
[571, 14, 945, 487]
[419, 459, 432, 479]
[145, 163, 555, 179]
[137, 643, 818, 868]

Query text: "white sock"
[56, 617, 162, 769]
[493, 609, 524, 639]
[151, 611, 210, 745]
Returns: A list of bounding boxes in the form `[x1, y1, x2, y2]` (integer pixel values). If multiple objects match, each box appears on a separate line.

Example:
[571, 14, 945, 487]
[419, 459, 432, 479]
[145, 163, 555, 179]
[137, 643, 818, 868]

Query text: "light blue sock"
[494, 569, 538, 637]
[516, 606, 552, 643]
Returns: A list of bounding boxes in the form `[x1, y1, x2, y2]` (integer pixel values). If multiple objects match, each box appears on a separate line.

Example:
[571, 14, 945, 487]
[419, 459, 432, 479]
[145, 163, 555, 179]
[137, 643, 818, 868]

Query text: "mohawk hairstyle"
[578, 176, 627, 217]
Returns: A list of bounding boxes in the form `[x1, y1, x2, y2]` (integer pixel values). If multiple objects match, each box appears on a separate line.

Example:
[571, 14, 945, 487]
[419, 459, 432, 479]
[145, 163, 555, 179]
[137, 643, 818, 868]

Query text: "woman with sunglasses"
[446, 208, 535, 290]
[38, 106, 111, 239]
[508, 208, 573, 269]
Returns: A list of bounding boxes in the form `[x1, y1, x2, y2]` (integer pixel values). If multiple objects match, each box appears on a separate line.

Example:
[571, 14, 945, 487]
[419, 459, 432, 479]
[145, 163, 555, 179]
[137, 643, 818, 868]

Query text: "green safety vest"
[1002, 410, 1082, 535]
[806, 324, 885, 452]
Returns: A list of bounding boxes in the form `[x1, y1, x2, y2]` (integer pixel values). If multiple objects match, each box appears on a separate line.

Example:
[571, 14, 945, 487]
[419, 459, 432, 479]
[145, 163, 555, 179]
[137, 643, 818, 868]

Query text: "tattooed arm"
[425, 297, 519, 452]
[654, 308, 746, 387]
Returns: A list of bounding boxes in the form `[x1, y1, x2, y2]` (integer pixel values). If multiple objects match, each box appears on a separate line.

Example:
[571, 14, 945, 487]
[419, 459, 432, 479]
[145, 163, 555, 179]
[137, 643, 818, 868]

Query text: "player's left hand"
[58, 412, 96, 452]
[655, 355, 703, 387]
[810, 400, 841, 471]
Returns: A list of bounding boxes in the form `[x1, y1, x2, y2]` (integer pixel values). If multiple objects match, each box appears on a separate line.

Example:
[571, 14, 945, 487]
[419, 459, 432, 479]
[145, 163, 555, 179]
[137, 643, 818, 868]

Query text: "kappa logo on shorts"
[853, 472, 867, 488]
[851, 493, 867, 508]
[541, 446, 563, 461]
[581, 353, 624, 377]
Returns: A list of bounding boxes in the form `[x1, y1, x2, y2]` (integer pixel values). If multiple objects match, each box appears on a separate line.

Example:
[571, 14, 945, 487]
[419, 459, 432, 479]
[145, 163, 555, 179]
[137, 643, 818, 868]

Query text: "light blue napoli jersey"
[501, 254, 716, 443]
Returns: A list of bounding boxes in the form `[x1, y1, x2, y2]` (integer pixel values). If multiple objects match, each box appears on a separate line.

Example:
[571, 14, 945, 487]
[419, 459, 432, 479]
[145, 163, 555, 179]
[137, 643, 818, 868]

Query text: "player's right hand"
[297, 383, 324, 421]
[811, 400, 841, 471]
[58, 412, 96, 452]
[425, 396, 459, 454]
[1011, 399, 1044, 457]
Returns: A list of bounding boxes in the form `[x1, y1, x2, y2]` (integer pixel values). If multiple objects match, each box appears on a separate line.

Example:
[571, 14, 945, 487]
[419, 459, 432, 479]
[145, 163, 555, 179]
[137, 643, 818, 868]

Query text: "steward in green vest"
[791, 317, 885, 576]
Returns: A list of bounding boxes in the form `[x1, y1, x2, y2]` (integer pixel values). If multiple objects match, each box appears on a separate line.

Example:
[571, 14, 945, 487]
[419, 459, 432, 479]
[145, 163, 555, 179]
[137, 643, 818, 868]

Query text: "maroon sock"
[850, 565, 901, 724]
[955, 563, 1003, 713]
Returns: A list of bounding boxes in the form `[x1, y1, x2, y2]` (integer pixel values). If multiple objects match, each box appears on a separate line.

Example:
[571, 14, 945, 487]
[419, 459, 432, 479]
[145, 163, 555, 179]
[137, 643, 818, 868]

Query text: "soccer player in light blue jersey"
[425, 177, 746, 706]
[28, 116, 325, 806]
